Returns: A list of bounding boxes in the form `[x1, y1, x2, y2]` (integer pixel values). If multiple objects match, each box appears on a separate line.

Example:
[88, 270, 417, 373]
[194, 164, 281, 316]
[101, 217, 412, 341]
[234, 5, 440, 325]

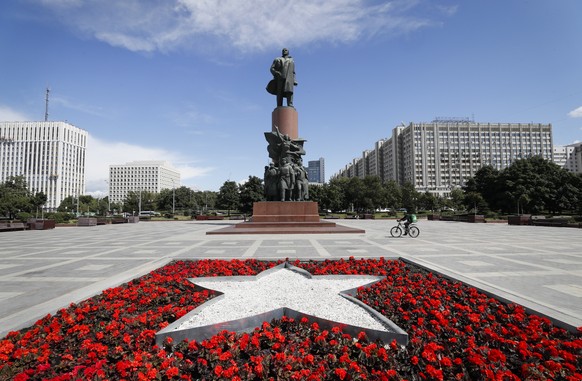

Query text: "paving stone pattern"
[0, 219, 580, 337]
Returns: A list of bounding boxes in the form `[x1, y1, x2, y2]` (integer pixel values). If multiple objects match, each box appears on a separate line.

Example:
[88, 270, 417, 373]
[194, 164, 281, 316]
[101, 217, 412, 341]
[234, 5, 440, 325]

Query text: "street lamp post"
[104, 180, 111, 215]
[172, 180, 175, 215]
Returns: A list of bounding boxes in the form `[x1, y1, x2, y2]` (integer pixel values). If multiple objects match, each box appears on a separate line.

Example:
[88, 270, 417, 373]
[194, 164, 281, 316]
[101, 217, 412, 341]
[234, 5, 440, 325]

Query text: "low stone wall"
[77, 217, 97, 227]
[440, 214, 485, 223]
[0, 222, 27, 232]
[194, 215, 225, 220]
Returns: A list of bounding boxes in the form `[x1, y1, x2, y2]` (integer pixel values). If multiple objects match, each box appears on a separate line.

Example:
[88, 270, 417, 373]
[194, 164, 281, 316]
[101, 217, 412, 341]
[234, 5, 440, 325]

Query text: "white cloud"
[38, 0, 439, 53]
[85, 135, 214, 194]
[0, 105, 33, 121]
[568, 106, 582, 118]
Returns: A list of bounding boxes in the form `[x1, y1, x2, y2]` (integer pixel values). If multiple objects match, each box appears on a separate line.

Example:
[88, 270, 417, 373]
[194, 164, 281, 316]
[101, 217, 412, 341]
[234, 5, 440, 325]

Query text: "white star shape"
[156, 262, 407, 346]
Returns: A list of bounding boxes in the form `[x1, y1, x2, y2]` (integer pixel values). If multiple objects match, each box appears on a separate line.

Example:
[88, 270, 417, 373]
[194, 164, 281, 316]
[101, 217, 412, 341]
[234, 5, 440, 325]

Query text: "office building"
[307, 157, 325, 183]
[108, 161, 181, 204]
[0, 121, 88, 210]
[333, 120, 553, 196]
[553, 143, 581, 173]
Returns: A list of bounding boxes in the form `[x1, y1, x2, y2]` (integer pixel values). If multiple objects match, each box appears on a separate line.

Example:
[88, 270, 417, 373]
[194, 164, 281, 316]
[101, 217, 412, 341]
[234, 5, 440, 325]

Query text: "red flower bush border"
[0, 258, 580, 381]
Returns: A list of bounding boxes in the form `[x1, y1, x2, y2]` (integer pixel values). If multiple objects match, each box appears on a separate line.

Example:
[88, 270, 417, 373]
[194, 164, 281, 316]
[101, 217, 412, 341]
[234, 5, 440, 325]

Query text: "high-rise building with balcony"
[333, 120, 553, 196]
[0, 121, 88, 210]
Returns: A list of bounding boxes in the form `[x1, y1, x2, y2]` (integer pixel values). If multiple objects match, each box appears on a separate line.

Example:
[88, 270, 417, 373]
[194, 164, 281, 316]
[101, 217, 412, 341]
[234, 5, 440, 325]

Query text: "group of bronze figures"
[263, 128, 309, 201]
[264, 49, 309, 202]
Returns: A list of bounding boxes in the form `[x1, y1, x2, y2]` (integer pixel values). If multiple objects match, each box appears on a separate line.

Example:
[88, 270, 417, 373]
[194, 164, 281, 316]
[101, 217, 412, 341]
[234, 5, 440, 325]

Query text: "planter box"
[194, 215, 225, 221]
[467, 215, 485, 223]
[77, 217, 97, 227]
[439, 214, 484, 223]
[0, 222, 27, 231]
[508, 215, 531, 225]
[127, 216, 139, 223]
[27, 218, 56, 230]
[427, 214, 441, 221]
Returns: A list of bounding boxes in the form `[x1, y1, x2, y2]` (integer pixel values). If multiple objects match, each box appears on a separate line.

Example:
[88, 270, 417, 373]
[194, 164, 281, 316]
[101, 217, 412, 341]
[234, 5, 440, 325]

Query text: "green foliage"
[45, 212, 74, 223]
[462, 156, 582, 215]
[0, 176, 36, 219]
[239, 176, 265, 214]
[216, 181, 240, 216]
[383, 180, 402, 211]
[400, 182, 421, 213]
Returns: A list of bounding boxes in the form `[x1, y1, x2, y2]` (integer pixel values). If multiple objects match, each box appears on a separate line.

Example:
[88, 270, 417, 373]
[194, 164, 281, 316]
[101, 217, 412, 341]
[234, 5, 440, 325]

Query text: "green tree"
[308, 183, 324, 205]
[157, 186, 195, 213]
[122, 191, 157, 215]
[31, 192, 48, 212]
[419, 191, 441, 212]
[499, 156, 563, 214]
[464, 192, 488, 214]
[345, 177, 365, 212]
[0, 176, 32, 219]
[382, 180, 402, 212]
[216, 181, 240, 216]
[464, 165, 500, 211]
[449, 188, 465, 212]
[325, 178, 349, 212]
[400, 182, 420, 213]
[360, 176, 385, 212]
[239, 176, 264, 215]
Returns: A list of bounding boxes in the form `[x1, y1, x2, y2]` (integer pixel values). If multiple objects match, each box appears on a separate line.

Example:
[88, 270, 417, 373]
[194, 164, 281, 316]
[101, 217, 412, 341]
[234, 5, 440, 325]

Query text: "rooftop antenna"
[44, 87, 50, 121]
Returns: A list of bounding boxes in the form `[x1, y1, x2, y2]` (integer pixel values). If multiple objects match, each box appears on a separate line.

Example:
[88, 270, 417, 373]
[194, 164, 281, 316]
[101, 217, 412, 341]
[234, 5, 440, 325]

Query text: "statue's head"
[282, 48, 289, 56]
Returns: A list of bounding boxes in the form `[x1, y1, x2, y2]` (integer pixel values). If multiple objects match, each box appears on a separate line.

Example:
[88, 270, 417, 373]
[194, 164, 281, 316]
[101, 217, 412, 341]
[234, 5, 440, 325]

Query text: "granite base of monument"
[207, 202, 365, 235]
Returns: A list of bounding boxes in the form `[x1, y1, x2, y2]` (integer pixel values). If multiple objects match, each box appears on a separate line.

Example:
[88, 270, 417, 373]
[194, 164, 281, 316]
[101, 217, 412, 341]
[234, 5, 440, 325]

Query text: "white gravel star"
[156, 263, 408, 346]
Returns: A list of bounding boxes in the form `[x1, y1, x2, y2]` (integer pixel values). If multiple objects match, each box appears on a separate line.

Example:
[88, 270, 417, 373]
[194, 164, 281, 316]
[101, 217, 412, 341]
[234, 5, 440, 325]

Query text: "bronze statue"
[264, 163, 279, 201]
[278, 157, 296, 201]
[267, 48, 297, 107]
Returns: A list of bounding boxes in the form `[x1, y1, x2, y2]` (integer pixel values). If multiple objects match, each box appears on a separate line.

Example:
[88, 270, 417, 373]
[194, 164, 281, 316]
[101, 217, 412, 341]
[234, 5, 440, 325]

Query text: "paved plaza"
[0, 219, 581, 338]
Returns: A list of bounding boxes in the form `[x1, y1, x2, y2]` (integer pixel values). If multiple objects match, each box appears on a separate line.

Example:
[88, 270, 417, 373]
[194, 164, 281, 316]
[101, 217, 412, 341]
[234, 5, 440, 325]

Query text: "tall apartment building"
[0, 121, 87, 210]
[334, 120, 553, 196]
[108, 161, 181, 204]
[308, 157, 326, 183]
[553, 143, 581, 173]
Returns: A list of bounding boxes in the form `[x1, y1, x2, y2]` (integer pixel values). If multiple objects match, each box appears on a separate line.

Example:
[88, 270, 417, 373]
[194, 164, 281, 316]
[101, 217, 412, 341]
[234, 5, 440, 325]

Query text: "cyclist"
[399, 212, 417, 235]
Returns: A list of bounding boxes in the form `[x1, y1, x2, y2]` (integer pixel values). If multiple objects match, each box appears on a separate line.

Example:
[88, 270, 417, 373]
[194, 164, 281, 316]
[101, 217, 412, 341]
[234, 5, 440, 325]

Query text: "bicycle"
[390, 220, 420, 238]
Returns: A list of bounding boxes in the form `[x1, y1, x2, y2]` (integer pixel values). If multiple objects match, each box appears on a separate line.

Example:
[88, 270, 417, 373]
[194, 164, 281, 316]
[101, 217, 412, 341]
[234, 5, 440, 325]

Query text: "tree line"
[2, 156, 580, 221]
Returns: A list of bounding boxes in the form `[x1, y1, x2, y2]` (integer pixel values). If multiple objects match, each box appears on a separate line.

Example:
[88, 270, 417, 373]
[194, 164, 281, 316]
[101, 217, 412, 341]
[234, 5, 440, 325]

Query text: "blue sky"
[1, 0, 581, 195]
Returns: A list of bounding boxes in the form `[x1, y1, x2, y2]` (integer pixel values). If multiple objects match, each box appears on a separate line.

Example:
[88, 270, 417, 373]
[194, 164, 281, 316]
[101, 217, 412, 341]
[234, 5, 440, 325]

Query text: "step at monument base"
[207, 201, 365, 235]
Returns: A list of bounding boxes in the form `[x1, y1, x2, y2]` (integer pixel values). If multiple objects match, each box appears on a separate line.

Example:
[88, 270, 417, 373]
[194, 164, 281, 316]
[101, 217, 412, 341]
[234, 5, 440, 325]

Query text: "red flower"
[425, 364, 444, 381]
[166, 366, 179, 378]
[335, 368, 348, 380]
[411, 356, 419, 365]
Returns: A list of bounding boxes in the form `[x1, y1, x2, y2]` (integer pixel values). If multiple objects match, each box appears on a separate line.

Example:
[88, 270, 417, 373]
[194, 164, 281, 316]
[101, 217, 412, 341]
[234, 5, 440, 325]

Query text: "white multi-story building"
[553, 143, 581, 173]
[0, 121, 87, 210]
[334, 120, 554, 196]
[108, 161, 181, 204]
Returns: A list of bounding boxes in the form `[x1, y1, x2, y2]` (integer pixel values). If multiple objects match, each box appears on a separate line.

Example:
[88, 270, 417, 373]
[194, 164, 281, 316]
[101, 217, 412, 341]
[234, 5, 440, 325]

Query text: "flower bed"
[1, 258, 580, 380]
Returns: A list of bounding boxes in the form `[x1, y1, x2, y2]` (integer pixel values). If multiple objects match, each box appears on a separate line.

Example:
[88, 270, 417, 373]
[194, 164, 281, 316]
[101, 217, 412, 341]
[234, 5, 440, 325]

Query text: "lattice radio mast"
[44, 87, 50, 121]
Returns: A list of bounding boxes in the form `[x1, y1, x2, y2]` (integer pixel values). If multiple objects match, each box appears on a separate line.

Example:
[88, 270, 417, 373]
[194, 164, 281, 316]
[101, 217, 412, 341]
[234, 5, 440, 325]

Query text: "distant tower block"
[272, 106, 298, 140]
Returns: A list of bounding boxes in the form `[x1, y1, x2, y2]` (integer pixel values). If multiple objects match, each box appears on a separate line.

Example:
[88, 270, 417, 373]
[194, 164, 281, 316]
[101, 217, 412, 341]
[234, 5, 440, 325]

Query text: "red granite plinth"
[272, 107, 298, 139]
[206, 201, 365, 235]
[252, 201, 319, 222]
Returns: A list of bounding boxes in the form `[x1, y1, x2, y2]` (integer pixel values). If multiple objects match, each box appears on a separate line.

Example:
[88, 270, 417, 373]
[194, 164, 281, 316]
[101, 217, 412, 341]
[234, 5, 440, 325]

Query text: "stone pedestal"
[206, 201, 365, 235]
[272, 107, 298, 139]
[252, 201, 320, 223]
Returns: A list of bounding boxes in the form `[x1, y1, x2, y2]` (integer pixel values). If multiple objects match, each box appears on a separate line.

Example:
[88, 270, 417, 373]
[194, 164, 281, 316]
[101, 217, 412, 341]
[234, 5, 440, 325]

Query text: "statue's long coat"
[270, 56, 296, 96]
